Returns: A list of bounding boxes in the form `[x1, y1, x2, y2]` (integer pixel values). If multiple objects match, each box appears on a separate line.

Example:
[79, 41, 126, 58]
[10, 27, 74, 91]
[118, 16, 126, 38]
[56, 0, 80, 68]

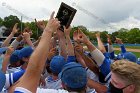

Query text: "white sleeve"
[90, 49, 105, 66]
[86, 69, 99, 82]
[108, 45, 114, 53]
[5, 73, 13, 89]
[10, 39, 20, 49]
[14, 87, 32, 93]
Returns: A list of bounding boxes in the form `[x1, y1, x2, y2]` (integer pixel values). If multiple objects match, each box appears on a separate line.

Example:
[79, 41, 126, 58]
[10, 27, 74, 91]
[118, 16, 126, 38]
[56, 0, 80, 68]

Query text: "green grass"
[114, 46, 140, 49]
[114, 50, 140, 58]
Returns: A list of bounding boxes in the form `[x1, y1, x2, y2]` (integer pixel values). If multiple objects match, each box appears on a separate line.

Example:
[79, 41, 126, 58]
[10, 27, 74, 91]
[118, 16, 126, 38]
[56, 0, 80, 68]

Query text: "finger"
[78, 30, 83, 39]
[75, 30, 78, 36]
[43, 20, 45, 23]
[64, 26, 67, 33]
[35, 19, 37, 23]
[77, 28, 82, 37]
[73, 31, 77, 40]
[50, 11, 55, 20]
[15, 23, 18, 27]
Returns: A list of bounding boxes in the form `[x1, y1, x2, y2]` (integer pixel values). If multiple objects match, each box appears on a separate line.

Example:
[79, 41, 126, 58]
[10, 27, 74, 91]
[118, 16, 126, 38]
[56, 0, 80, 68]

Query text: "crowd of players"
[0, 12, 140, 93]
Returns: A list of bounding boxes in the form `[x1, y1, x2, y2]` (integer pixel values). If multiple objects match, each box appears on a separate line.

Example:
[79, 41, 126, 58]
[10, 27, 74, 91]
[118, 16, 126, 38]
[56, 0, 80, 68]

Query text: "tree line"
[0, 15, 140, 44]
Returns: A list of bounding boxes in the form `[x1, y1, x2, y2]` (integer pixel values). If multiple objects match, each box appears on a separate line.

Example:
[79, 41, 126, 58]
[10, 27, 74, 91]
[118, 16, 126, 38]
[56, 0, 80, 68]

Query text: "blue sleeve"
[103, 52, 110, 59]
[120, 44, 126, 53]
[67, 56, 76, 63]
[137, 61, 140, 65]
[13, 70, 25, 83]
[14, 91, 24, 93]
[99, 58, 111, 77]
[109, 51, 115, 59]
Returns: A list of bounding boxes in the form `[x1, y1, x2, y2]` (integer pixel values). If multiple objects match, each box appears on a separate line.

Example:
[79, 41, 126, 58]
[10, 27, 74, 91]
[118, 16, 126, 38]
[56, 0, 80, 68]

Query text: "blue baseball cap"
[50, 56, 66, 74]
[0, 71, 6, 92]
[117, 52, 137, 62]
[10, 47, 34, 64]
[59, 62, 87, 89]
[10, 50, 20, 64]
[0, 47, 8, 54]
[18, 46, 34, 59]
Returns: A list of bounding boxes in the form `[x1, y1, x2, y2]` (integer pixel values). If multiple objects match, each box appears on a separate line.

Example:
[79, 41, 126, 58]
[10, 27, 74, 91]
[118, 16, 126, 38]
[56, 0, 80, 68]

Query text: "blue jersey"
[2, 70, 25, 92]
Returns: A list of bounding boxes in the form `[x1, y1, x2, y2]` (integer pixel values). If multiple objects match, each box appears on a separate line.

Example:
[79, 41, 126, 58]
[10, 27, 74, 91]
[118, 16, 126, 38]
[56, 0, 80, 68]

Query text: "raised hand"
[35, 19, 46, 30]
[96, 32, 100, 38]
[115, 38, 123, 44]
[74, 44, 84, 54]
[106, 34, 112, 44]
[23, 32, 30, 40]
[22, 27, 33, 36]
[73, 29, 89, 44]
[12, 23, 19, 35]
[44, 11, 60, 33]
[6, 46, 14, 55]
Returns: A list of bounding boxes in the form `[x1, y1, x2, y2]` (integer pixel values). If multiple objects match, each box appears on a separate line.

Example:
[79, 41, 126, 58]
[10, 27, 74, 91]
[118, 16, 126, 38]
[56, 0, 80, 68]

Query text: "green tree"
[128, 28, 140, 44]
[111, 31, 119, 43]
[88, 31, 96, 42]
[100, 31, 108, 43]
[70, 25, 89, 39]
[2, 15, 21, 36]
[0, 17, 3, 26]
[116, 28, 129, 43]
[2, 15, 20, 28]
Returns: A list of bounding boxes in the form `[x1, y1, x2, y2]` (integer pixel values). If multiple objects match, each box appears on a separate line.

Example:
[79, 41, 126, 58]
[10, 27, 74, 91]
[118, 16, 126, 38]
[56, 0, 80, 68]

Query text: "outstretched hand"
[73, 29, 89, 44]
[12, 23, 19, 35]
[23, 32, 30, 40]
[44, 11, 60, 33]
[96, 32, 100, 38]
[74, 44, 84, 54]
[115, 38, 123, 44]
[106, 34, 112, 44]
[35, 19, 46, 30]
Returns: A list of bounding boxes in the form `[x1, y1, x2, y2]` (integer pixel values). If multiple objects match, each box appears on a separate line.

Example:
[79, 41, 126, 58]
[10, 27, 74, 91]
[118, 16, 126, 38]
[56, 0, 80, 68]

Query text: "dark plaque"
[56, 2, 77, 31]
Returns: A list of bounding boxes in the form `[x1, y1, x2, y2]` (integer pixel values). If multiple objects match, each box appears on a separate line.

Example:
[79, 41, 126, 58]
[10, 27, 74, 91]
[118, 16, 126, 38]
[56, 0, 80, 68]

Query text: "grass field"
[114, 50, 140, 58]
[114, 46, 140, 49]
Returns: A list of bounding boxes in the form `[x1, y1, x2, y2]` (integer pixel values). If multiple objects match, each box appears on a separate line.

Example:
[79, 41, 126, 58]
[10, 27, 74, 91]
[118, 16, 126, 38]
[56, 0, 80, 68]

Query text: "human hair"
[65, 85, 86, 93]
[111, 60, 140, 93]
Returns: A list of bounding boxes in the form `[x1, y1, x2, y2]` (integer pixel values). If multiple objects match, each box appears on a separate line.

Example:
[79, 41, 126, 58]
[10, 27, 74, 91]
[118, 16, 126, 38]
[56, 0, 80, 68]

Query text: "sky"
[0, 0, 140, 33]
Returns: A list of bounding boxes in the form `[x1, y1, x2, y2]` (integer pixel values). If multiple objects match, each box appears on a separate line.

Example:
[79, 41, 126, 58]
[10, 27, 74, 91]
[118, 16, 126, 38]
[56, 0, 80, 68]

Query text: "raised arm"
[74, 44, 100, 76]
[73, 29, 104, 66]
[106, 34, 115, 59]
[87, 78, 107, 93]
[96, 32, 106, 53]
[35, 19, 46, 31]
[116, 38, 126, 53]
[57, 29, 67, 59]
[73, 29, 111, 77]
[10, 35, 23, 50]
[23, 32, 34, 48]
[1, 46, 14, 73]
[64, 26, 75, 57]
[8, 12, 60, 93]
[1, 23, 19, 47]
[33, 36, 41, 47]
